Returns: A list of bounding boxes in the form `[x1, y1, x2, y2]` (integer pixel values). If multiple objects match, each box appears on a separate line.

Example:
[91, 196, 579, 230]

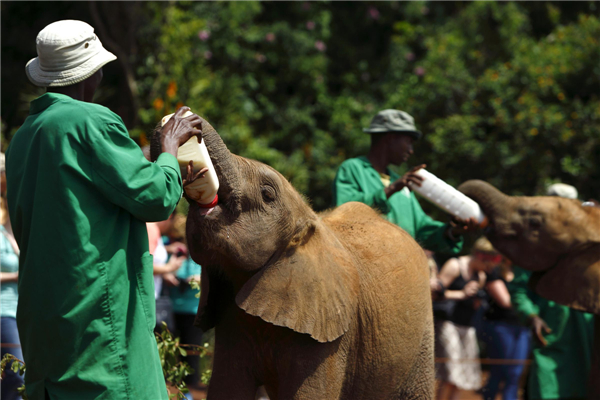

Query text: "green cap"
[363, 109, 422, 140]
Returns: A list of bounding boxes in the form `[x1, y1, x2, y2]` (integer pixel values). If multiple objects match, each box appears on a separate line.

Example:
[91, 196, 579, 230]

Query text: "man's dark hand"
[530, 315, 551, 346]
[385, 164, 426, 198]
[446, 216, 480, 240]
[161, 106, 202, 157]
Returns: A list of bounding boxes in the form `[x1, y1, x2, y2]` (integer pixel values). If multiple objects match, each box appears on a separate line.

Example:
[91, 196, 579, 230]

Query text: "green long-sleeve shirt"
[332, 156, 462, 255]
[509, 267, 595, 399]
[6, 93, 181, 400]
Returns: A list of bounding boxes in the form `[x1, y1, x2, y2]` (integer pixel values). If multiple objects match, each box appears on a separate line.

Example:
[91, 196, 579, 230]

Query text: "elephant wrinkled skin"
[152, 117, 434, 399]
[458, 179, 600, 399]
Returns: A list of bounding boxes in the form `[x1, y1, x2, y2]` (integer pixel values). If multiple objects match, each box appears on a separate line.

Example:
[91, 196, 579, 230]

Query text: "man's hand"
[161, 106, 203, 157]
[385, 164, 426, 198]
[530, 315, 551, 346]
[446, 217, 480, 241]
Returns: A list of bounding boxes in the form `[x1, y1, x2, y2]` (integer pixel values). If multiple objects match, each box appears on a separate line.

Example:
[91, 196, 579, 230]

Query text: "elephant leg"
[395, 321, 435, 400]
[207, 356, 258, 400]
[588, 315, 600, 400]
[207, 330, 259, 400]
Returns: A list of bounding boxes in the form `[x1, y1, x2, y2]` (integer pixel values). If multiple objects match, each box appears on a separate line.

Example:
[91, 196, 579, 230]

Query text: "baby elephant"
[155, 117, 435, 399]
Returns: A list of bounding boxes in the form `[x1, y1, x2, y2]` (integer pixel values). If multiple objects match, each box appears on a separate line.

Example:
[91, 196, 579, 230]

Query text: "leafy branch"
[1, 353, 28, 399]
[1, 325, 212, 400]
[155, 322, 212, 399]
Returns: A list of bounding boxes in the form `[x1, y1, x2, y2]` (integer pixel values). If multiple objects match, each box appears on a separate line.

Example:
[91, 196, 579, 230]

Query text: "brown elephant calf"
[153, 116, 434, 399]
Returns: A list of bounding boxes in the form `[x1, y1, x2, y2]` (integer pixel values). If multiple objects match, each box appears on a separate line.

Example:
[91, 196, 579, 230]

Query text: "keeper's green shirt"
[6, 93, 181, 400]
[509, 267, 594, 400]
[332, 156, 462, 255]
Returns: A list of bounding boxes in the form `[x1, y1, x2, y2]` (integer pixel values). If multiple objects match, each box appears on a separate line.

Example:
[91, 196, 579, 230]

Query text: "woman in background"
[148, 212, 186, 331]
[481, 258, 530, 400]
[164, 214, 203, 397]
[435, 237, 499, 400]
[1, 153, 24, 400]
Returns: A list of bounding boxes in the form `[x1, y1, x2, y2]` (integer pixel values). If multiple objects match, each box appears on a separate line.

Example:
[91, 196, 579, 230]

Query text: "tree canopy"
[2, 1, 599, 212]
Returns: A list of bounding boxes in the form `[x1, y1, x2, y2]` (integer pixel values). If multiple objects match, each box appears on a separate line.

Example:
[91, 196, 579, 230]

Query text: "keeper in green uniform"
[333, 109, 476, 254]
[6, 20, 203, 400]
[510, 266, 594, 400]
[508, 182, 595, 400]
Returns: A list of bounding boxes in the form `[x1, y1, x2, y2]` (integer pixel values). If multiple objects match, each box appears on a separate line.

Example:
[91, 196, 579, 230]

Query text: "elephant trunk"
[457, 180, 514, 224]
[199, 119, 242, 212]
[150, 117, 242, 214]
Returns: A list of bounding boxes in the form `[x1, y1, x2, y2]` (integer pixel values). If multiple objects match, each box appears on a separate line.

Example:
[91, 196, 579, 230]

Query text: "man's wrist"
[527, 313, 539, 325]
[384, 186, 394, 199]
[385, 183, 403, 198]
[160, 133, 180, 157]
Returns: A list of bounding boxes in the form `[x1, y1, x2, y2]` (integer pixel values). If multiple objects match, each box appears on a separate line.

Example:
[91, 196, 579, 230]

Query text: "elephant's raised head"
[458, 180, 600, 314]
[152, 117, 359, 343]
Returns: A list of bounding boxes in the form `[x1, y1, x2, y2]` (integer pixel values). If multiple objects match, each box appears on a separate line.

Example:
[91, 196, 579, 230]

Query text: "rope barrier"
[435, 357, 531, 365]
[1, 343, 530, 365]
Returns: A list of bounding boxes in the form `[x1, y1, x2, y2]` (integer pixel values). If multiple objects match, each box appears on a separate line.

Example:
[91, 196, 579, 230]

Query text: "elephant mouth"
[199, 203, 219, 217]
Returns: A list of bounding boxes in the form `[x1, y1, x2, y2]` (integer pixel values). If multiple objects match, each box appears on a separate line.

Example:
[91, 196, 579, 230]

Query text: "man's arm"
[87, 119, 183, 222]
[508, 266, 541, 323]
[332, 161, 390, 212]
[508, 266, 551, 345]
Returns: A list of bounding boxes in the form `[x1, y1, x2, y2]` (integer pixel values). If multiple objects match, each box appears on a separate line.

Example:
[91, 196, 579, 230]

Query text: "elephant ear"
[195, 265, 234, 331]
[529, 245, 600, 315]
[235, 222, 360, 343]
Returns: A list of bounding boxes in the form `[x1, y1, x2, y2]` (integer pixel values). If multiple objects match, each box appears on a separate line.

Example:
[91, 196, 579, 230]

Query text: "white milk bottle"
[408, 169, 487, 227]
[161, 111, 219, 207]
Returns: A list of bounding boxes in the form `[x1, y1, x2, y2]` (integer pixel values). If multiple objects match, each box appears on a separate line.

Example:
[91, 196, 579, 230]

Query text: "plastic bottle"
[161, 111, 219, 207]
[407, 169, 488, 227]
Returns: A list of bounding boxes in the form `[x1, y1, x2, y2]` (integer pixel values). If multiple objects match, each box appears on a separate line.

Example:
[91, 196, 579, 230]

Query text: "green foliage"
[189, 277, 201, 298]
[133, 1, 600, 206]
[1, 353, 28, 399]
[0, 328, 212, 400]
[2, 1, 599, 208]
[155, 322, 212, 399]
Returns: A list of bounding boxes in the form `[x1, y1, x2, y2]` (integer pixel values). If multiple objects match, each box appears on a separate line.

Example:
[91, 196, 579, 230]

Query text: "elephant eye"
[261, 185, 276, 202]
[529, 218, 543, 230]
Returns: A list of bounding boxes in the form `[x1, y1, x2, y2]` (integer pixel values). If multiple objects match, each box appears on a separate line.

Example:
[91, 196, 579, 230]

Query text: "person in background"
[509, 184, 594, 400]
[5, 20, 202, 399]
[148, 213, 186, 301]
[481, 258, 530, 400]
[164, 214, 203, 396]
[1, 153, 24, 400]
[434, 237, 499, 400]
[332, 109, 477, 255]
[425, 249, 442, 295]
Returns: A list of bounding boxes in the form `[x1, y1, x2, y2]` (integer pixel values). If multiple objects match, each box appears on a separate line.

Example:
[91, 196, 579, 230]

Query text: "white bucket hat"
[546, 183, 578, 199]
[25, 20, 117, 87]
